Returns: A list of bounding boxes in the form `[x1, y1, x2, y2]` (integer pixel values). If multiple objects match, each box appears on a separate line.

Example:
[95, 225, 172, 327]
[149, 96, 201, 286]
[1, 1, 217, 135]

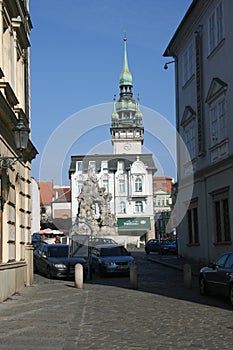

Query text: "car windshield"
[48, 246, 68, 258]
[100, 246, 128, 257]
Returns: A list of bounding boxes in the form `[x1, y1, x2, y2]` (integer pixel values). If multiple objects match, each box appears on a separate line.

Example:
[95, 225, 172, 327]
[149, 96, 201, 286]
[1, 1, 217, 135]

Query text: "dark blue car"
[34, 244, 88, 280]
[145, 239, 177, 255]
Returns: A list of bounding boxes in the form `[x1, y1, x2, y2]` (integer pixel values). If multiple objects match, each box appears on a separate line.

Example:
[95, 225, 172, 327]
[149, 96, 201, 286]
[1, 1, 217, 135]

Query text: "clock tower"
[110, 36, 144, 155]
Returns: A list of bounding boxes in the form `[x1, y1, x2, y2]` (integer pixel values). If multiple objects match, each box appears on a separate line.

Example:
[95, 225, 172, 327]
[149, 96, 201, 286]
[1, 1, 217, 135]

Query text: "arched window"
[135, 201, 143, 213]
[120, 201, 126, 214]
[135, 177, 142, 192]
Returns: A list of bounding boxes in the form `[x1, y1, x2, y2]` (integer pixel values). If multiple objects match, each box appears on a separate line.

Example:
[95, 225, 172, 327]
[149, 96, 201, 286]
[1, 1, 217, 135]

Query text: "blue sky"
[30, 0, 192, 185]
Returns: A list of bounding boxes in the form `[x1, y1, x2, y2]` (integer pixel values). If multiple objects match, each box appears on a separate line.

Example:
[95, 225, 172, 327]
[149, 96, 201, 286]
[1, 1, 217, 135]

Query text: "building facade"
[69, 37, 156, 242]
[0, 0, 37, 301]
[153, 176, 173, 238]
[164, 0, 233, 262]
[37, 181, 71, 232]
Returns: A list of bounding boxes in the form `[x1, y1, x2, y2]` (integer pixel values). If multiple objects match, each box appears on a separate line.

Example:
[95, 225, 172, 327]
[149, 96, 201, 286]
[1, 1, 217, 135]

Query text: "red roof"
[37, 181, 53, 205]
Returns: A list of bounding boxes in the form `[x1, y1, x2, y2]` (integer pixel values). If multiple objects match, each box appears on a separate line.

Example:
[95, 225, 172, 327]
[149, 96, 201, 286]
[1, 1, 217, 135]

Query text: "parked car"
[199, 252, 233, 307]
[145, 239, 177, 255]
[90, 237, 117, 247]
[91, 244, 134, 276]
[34, 244, 88, 280]
[31, 233, 48, 250]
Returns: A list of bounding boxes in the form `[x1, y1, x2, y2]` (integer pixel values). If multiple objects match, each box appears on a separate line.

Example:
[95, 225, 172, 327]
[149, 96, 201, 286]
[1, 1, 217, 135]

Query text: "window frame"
[119, 201, 126, 214]
[102, 179, 109, 192]
[182, 41, 194, 85]
[210, 98, 227, 147]
[76, 161, 83, 172]
[212, 189, 231, 243]
[119, 179, 125, 193]
[208, 1, 224, 54]
[135, 177, 142, 192]
[135, 201, 143, 213]
[187, 201, 199, 245]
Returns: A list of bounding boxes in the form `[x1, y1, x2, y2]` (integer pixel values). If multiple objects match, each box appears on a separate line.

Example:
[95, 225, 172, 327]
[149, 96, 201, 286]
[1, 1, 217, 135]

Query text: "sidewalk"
[146, 253, 204, 277]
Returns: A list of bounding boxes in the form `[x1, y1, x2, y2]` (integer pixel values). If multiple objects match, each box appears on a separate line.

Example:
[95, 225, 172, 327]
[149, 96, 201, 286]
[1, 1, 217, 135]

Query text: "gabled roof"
[37, 181, 53, 205]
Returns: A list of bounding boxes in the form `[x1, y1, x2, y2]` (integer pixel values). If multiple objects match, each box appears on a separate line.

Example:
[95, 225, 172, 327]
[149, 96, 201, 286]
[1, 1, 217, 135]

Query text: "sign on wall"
[118, 217, 151, 231]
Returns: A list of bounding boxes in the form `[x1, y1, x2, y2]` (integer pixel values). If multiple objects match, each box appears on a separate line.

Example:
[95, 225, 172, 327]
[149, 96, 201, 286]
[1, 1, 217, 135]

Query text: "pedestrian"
[54, 236, 61, 244]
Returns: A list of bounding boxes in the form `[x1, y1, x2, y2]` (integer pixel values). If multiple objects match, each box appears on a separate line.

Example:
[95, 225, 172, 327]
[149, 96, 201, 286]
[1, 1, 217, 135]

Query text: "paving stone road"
[0, 252, 232, 350]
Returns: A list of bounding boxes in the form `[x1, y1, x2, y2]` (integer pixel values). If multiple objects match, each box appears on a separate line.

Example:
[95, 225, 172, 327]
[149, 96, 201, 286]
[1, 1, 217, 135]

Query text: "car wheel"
[98, 265, 104, 277]
[145, 249, 150, 255]
[33, 261, 38, 273]
[229, 284, 233, 307]
[199, 275, 208, 296]
[46, 266, 52, 279]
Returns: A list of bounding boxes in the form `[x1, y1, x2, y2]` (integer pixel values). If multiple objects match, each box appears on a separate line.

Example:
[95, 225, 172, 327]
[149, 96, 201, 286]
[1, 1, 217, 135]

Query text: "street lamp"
[164, 60, 175, 70]
[0, 117, 29, 169]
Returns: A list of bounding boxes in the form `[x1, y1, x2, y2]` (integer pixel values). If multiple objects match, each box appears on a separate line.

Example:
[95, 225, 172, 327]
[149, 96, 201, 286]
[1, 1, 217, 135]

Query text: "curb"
[147, 257, 199, 277]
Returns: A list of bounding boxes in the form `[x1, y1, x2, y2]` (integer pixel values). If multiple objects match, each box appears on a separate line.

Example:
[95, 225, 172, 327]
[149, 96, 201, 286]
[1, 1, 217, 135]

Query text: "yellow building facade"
[0, 0, 37, 301]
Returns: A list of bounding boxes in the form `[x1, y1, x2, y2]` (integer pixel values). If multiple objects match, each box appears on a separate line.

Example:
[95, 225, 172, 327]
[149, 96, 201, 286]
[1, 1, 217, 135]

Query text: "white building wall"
[31, 178, 40, 235]
[71, 158, 155, 238]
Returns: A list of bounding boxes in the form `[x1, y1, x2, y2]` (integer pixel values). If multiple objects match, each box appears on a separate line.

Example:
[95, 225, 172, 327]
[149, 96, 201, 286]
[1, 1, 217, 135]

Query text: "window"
[101, 160, 108, 171]
[162, 182, 166, 187]
[213, 190, 231, 243]
[208, 1, 223, 53]
[187, 205, 199, 244]
[119, 179, 125, 193]
[120, 201, 126, 214]
[185, 122, 197, 159]
[77, 180, 83, 194]
[181, 106, 197, 160]
[135, 201, 143, 213]
[182, 42, 194, 85]
[89, 161, 96, 173]
[118, 160, 125, 172]
[102, 179, 109, 192]
[135, 177, 142, 192]
[210, 99, 227, 146]
[76, 161, 83, 172]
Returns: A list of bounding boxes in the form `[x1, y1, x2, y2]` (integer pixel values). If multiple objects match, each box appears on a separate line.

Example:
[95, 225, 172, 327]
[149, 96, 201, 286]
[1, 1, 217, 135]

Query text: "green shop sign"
[117, 217, 151, 231]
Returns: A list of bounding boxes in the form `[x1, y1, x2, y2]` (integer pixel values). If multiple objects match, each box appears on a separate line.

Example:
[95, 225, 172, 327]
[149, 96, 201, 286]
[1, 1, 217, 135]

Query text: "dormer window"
[76, 161, 83, 172]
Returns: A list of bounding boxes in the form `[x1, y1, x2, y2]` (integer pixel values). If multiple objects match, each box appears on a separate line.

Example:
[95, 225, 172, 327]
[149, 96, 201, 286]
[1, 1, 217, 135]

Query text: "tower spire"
[119, 35, 133, 96]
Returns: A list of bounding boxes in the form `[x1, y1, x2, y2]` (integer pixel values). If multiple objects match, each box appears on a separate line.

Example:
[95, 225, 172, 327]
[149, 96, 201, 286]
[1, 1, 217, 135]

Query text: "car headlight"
[53, 264, 67, 269]
[103, 261, 114, 265]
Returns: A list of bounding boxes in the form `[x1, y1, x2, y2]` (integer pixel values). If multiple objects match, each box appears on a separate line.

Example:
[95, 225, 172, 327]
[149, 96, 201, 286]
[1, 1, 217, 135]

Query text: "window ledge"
[213, 241, 232, 246]
[207, 38, 225, 59]
[186, 243, 200, 247]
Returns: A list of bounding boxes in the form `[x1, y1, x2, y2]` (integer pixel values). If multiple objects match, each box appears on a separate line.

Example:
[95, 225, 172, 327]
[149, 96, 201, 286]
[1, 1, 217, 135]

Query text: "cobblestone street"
[0, 253, 232, 350]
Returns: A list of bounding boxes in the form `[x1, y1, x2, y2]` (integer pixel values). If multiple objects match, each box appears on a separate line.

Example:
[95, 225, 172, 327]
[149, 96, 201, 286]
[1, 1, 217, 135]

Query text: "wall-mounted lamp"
[164, 60, 175, 70]
[0, 117, 30, 169]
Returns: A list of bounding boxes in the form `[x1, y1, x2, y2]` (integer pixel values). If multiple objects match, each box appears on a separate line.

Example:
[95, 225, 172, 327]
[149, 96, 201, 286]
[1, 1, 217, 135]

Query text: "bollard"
[130, 262, 138, 290]
[183, 263, 192, 289]
[74, 263, 83, 289]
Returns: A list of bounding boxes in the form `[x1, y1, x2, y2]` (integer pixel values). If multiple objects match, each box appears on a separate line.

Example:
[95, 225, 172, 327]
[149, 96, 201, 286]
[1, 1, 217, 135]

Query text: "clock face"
[124, 143, 132, 151]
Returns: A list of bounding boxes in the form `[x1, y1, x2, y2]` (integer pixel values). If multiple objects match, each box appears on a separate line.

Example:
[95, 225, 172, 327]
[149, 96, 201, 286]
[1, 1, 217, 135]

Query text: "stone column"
[25, 244, 34, 286]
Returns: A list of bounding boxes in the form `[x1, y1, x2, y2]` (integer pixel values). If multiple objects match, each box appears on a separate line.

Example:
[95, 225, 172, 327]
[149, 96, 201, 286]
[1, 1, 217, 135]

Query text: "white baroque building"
[69, 37, 156, 242]
[164, 0, 233, 262]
